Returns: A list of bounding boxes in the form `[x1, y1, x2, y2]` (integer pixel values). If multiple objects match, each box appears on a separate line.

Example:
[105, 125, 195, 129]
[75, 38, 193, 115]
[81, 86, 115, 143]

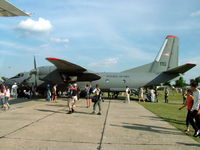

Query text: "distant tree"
[190, 79, 195, 84]
[195, 76, 200, 83]
[175, 77, 187, 88]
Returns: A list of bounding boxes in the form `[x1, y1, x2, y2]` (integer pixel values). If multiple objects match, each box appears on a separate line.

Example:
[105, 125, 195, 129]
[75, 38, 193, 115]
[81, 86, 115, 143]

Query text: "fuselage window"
[105, 79, 110, 83]
[123, 79, 126, 83]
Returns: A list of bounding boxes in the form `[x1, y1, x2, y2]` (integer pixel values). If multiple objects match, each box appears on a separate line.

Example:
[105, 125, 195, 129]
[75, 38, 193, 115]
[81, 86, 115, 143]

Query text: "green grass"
[139, 92, 200, 143]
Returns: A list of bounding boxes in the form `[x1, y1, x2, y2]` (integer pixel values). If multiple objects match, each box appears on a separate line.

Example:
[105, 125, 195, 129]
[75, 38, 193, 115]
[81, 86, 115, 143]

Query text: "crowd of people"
[1, 80, 200, 137]
[0, 82, 35, 110]
[65, 83, 102, 115]
[45, 83, 103, 115]
[137, 87, 157, 103]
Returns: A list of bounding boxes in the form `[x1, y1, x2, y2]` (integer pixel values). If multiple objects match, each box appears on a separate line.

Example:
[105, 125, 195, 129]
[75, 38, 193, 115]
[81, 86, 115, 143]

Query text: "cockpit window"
[11, 73, 24, 79]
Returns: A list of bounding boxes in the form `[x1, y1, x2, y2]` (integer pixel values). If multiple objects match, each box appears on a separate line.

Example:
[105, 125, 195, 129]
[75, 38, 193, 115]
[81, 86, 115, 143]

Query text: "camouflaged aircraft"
[5, 35, 196, 94]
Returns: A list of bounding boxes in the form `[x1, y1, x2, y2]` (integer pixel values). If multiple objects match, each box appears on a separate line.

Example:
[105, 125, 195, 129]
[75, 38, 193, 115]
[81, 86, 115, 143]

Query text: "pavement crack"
[97, 100, 111, 150]
[4, 137, 99, 145]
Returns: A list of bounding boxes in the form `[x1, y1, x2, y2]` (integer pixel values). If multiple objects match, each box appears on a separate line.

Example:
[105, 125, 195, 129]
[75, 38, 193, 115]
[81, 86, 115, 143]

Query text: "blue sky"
[0, 0, 200, 82]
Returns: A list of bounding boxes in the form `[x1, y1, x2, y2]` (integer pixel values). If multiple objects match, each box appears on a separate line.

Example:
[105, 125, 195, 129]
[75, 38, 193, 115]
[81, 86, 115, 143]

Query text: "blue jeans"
[0, 97, 5, 106]
[47, 90, 51, 101]
[93, 99, 102, 112]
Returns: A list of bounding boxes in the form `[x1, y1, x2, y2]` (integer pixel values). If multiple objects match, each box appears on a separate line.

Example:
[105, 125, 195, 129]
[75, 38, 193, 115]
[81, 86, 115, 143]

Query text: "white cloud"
[88, 57, 118, 68]
[50, 37, 69, 43]
[16, 17, 53, 34]
[191, 10, 200, 17]
[0, 40, 36, 52]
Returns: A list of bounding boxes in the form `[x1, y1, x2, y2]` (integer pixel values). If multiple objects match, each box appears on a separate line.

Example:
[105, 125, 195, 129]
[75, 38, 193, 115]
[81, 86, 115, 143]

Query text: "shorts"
[139, 93, 144, 98]
[72, 96, 78, 101]
[67, 98, 74, 108]
[5, 97, 9, 104]
[86, 94, 90, 99]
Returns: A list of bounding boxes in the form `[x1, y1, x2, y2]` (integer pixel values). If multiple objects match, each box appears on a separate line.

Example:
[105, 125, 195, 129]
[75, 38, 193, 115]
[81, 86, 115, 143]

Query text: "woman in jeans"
[0, 83, 5, 109]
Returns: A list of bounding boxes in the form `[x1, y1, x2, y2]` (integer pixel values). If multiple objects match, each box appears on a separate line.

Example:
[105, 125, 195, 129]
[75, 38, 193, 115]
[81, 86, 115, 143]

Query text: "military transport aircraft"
[0, 0, 29, 17]
[5, 35, 196, 93]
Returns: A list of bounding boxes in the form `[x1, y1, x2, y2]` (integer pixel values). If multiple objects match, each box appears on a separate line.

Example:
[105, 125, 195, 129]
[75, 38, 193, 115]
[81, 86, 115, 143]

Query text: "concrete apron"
[0, 99, 199, 150]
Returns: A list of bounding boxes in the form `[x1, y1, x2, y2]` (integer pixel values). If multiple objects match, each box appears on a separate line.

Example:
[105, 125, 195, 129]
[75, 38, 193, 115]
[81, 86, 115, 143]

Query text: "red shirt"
[186, 95, 194, 110]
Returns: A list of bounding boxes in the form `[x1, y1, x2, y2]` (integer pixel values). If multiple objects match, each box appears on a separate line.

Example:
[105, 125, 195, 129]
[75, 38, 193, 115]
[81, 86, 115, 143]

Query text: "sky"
[0, 0, 200, 82]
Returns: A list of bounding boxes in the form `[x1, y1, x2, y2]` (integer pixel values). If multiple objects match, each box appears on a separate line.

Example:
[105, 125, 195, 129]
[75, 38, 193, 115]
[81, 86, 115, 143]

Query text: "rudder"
[150, 35, 179, 73]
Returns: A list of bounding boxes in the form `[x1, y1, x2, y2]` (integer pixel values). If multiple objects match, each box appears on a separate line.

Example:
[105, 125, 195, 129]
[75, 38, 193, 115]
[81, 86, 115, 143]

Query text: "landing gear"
[109, 91, 119, 99]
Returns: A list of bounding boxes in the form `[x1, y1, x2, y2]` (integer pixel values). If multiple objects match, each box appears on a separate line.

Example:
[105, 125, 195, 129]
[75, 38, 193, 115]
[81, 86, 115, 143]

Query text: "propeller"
[34, 56, 37, 87]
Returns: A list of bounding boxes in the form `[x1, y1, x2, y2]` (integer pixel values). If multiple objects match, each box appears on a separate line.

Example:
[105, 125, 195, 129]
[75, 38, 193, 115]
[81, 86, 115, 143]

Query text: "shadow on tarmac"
[35, 109, 64, 114]
[9, 99, 31, 105]
[46, 104, 67, 107]
[140, 116, 185, 126]
[111, 123, 183, 135]
[176, 142, 200, 147]
[9, 98, 46, 105]
[35, 109, 92, 115]
[74, 111, 93, 115]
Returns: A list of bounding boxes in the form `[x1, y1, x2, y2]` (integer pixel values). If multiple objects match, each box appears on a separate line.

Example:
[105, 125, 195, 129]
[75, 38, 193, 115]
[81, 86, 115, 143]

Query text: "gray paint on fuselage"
[78, 72, 157, 91]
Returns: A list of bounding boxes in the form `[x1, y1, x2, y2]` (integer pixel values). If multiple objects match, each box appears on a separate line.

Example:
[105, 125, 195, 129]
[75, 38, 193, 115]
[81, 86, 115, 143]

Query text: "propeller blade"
[34, 56, 37, 87]
[34, 56, 37, 69]
[34, 74, 37, 87]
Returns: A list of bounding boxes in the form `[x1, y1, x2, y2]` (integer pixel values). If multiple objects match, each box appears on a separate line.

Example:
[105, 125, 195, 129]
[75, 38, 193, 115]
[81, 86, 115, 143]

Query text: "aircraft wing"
[46, 57, 87, 73]
[164, 63, 196, 74]
[0, 0, 29, 17]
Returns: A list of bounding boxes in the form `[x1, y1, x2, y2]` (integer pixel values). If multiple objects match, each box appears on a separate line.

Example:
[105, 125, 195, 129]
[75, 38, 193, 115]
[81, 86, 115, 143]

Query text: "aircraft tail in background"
[122, 35, 179, 74]
[150, 35, 179, 73]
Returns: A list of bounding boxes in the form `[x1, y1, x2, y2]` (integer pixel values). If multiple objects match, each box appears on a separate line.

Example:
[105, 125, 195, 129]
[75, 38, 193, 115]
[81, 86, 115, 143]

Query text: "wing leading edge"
[46, 57, 87, 73]
[0, 0, 29, 17]
[46, 57, 101, 81]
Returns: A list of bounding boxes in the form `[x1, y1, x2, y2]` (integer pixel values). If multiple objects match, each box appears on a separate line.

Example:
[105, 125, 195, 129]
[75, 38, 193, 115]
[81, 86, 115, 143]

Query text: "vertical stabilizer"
[150, 35, 179, 73]
[122, 35, 179, 74]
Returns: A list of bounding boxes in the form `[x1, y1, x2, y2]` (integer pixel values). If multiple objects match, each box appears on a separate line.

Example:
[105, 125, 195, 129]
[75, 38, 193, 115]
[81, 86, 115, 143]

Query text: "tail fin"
[122, 35, 179, 74]
[150, 35, 179, 73]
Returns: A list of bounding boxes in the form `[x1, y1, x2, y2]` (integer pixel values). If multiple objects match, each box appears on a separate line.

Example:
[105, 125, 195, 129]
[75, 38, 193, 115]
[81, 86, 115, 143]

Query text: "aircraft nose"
[5, 79, 16, 86]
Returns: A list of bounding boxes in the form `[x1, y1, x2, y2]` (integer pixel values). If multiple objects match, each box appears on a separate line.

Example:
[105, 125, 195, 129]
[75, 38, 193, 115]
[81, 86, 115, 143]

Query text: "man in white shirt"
[124, 86, 131, 103]
[139, 87, 145, 102]
[11, 83, 18, 98]
[190, 82, 200, 137]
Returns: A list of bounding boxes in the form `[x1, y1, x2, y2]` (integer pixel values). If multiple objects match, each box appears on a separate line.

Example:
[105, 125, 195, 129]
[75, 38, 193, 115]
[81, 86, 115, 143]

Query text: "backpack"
[128, 89, 131, 94]
[89, 87, 94, 94]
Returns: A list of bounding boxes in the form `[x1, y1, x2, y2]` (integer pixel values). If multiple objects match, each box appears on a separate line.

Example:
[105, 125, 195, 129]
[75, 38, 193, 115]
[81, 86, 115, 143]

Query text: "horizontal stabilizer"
[164, 63, 196, 74]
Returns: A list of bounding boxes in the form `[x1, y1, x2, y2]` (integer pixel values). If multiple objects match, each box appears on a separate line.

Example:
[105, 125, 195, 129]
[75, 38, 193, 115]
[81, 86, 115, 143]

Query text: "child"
[179, 89, 194, 134]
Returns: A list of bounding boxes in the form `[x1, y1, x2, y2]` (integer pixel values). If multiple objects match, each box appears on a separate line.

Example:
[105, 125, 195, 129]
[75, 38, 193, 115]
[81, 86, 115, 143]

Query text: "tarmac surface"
[0, 98, 199, 150]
